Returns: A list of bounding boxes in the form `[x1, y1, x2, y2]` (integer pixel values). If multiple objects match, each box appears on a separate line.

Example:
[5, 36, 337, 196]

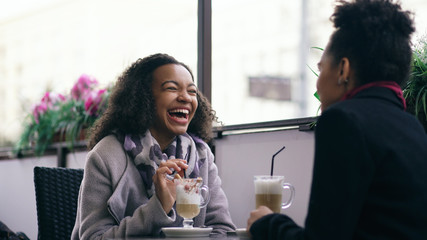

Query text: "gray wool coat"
[71, 135, 236, 240]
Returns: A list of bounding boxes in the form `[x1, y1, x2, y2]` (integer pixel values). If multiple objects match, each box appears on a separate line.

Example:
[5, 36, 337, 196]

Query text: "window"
[211, 0, 427, 125]
[211, 0, 328, 125]
[0, 0, 197, 147]
[1, 0, 427, 147]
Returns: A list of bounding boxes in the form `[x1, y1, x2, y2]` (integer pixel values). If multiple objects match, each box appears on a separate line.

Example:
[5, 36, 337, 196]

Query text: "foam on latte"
[176, 184, 201, 204]
[254, 178, 283, 194]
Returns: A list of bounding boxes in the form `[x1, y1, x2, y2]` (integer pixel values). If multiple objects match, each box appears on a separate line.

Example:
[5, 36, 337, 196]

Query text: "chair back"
[34, 166, 83, 240]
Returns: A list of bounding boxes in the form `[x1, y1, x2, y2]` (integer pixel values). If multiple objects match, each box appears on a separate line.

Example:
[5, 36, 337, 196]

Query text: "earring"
[338, 78, 349, 85]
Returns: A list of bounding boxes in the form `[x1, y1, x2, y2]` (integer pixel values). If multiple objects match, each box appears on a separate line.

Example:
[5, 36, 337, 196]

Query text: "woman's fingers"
[158, 159, 188, 174]
[153, 159, 188, 213]
[156, 165, 173, 175]
[247, 206, 273, 231]
[154, 159, 188, 183]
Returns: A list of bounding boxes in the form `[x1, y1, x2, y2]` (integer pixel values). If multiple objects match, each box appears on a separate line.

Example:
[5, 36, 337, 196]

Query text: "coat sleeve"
[250, 108, 375, 240]
[202, 149, 236, 235]
[72, 141, 177, 240]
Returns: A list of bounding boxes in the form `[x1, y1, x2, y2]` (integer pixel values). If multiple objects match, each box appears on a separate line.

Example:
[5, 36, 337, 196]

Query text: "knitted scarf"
[116, 130, 206, 198]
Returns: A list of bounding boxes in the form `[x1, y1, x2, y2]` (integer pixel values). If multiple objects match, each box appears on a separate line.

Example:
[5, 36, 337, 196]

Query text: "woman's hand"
[247, 206, 273, 232]
[153, 159, 188, 213]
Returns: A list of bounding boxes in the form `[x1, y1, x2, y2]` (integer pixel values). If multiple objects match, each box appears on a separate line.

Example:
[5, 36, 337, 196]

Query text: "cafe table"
[107, 237, 241, 240]
[107, 231, 248, 239]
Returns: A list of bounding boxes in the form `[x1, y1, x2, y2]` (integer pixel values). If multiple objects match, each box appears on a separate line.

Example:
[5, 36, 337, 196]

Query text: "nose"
[177, 90, 192, 102]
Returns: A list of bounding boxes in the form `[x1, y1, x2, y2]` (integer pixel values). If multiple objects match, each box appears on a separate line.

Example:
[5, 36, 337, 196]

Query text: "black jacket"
[250, 87, 427, 240]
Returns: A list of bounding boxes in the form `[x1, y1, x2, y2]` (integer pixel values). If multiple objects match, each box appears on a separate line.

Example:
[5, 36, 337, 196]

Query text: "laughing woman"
[71, 54, 235, 239]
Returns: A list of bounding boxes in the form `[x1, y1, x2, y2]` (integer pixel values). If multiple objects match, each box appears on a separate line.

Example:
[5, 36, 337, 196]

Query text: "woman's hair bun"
[332, 0, 414, 39]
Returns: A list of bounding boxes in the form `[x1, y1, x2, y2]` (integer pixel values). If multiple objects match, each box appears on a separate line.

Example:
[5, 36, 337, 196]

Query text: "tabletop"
[109, 237, 241, 240]
[107, 232, 248, 239]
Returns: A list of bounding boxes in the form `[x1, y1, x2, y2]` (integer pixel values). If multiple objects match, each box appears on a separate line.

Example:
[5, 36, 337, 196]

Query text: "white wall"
[215, 128, 315, 228]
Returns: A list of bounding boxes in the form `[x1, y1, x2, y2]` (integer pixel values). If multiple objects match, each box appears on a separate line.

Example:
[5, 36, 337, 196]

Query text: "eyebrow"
[161, 80, 178, 86]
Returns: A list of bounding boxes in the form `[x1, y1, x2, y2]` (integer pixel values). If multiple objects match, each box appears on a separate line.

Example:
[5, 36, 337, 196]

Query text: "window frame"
[197, 0, 212, 102]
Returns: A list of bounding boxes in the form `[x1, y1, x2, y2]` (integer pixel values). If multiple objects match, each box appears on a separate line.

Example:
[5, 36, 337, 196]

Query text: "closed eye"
[162, 81, 179, 91]
[188, 89, 197, 95]
[187, 84, 198, 95]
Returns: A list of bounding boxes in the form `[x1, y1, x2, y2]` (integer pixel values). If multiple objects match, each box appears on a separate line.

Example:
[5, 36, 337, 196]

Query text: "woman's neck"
[149, 129, 175, 151]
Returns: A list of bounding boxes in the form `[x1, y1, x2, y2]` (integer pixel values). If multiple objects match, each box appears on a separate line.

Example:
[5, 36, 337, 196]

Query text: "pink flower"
[71, 74, 98, 100]
[32, 103, 47, 124]
[41, 92, 66, 106]
[84, 89, 107, 116]
[32, 92, 66, 123]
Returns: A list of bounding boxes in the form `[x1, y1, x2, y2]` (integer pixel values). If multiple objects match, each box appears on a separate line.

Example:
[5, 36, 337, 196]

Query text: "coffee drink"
[254, 175, 295, 213]
[176, 203, 200, 219]
[174, 177, 210, 227]
[255, 194, 282, 213]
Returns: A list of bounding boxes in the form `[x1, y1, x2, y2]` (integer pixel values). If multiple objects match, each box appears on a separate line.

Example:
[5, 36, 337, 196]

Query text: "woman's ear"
[339, 57, 350, 80]
[338, 57, 357, 91]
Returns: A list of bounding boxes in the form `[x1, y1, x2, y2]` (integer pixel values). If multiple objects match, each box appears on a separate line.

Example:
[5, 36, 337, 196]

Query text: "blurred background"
[1, 0, 426, 148]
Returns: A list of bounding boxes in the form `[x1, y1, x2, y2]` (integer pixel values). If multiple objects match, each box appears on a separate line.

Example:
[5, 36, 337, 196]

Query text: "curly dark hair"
[328, 0, 415, 85]
[88, 53, 217, 150]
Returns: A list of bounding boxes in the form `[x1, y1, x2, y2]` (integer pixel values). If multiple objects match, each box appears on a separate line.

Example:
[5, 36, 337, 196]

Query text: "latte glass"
[174, 178, 210, 228]
[254, 175, 295, 213]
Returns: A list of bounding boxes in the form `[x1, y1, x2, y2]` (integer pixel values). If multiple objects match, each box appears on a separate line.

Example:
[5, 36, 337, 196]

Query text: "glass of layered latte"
[254, 175, 295, 213]
[174, 177, 210, 228]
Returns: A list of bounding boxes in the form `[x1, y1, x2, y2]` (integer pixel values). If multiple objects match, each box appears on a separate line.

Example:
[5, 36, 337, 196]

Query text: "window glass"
[0, 0, 197, 147]
[212, 0, 427, 126]
[1, 0, 427, 147]
[212, 0, 326, 125]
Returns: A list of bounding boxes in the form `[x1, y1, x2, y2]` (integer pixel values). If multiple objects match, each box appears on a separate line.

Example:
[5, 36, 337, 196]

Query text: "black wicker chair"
[34, 166, 83, 240]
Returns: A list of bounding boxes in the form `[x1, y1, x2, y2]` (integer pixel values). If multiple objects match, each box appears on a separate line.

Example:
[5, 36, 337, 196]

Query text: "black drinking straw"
[270, 146, 286, 176]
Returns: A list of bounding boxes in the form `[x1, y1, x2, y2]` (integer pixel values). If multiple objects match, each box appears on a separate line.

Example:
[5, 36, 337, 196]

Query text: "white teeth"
[169, 109, 189, 114]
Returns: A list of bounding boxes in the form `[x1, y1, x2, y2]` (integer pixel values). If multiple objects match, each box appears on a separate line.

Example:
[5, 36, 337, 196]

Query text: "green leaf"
[414, 52, 427, 72]
[415, 85, 427, 116]
[311, 46, 324, 51]
[314, 91, 320, 101]
[422, 90, 427, 119]
[307, 46, 323, 103]
[307, 64, 319, 77]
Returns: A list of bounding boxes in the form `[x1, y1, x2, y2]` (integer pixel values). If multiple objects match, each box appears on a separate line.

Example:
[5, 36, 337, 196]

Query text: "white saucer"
[235, 228, 250, 238]
[161, 227, 213, 238]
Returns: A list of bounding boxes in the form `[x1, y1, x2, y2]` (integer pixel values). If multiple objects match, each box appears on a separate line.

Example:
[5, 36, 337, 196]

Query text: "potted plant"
[15, 74, 112, 156]
[403, 38, 427, 132]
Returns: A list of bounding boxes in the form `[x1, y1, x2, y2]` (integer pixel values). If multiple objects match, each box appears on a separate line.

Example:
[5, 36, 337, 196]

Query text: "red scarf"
[340, 81, 406, 110]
